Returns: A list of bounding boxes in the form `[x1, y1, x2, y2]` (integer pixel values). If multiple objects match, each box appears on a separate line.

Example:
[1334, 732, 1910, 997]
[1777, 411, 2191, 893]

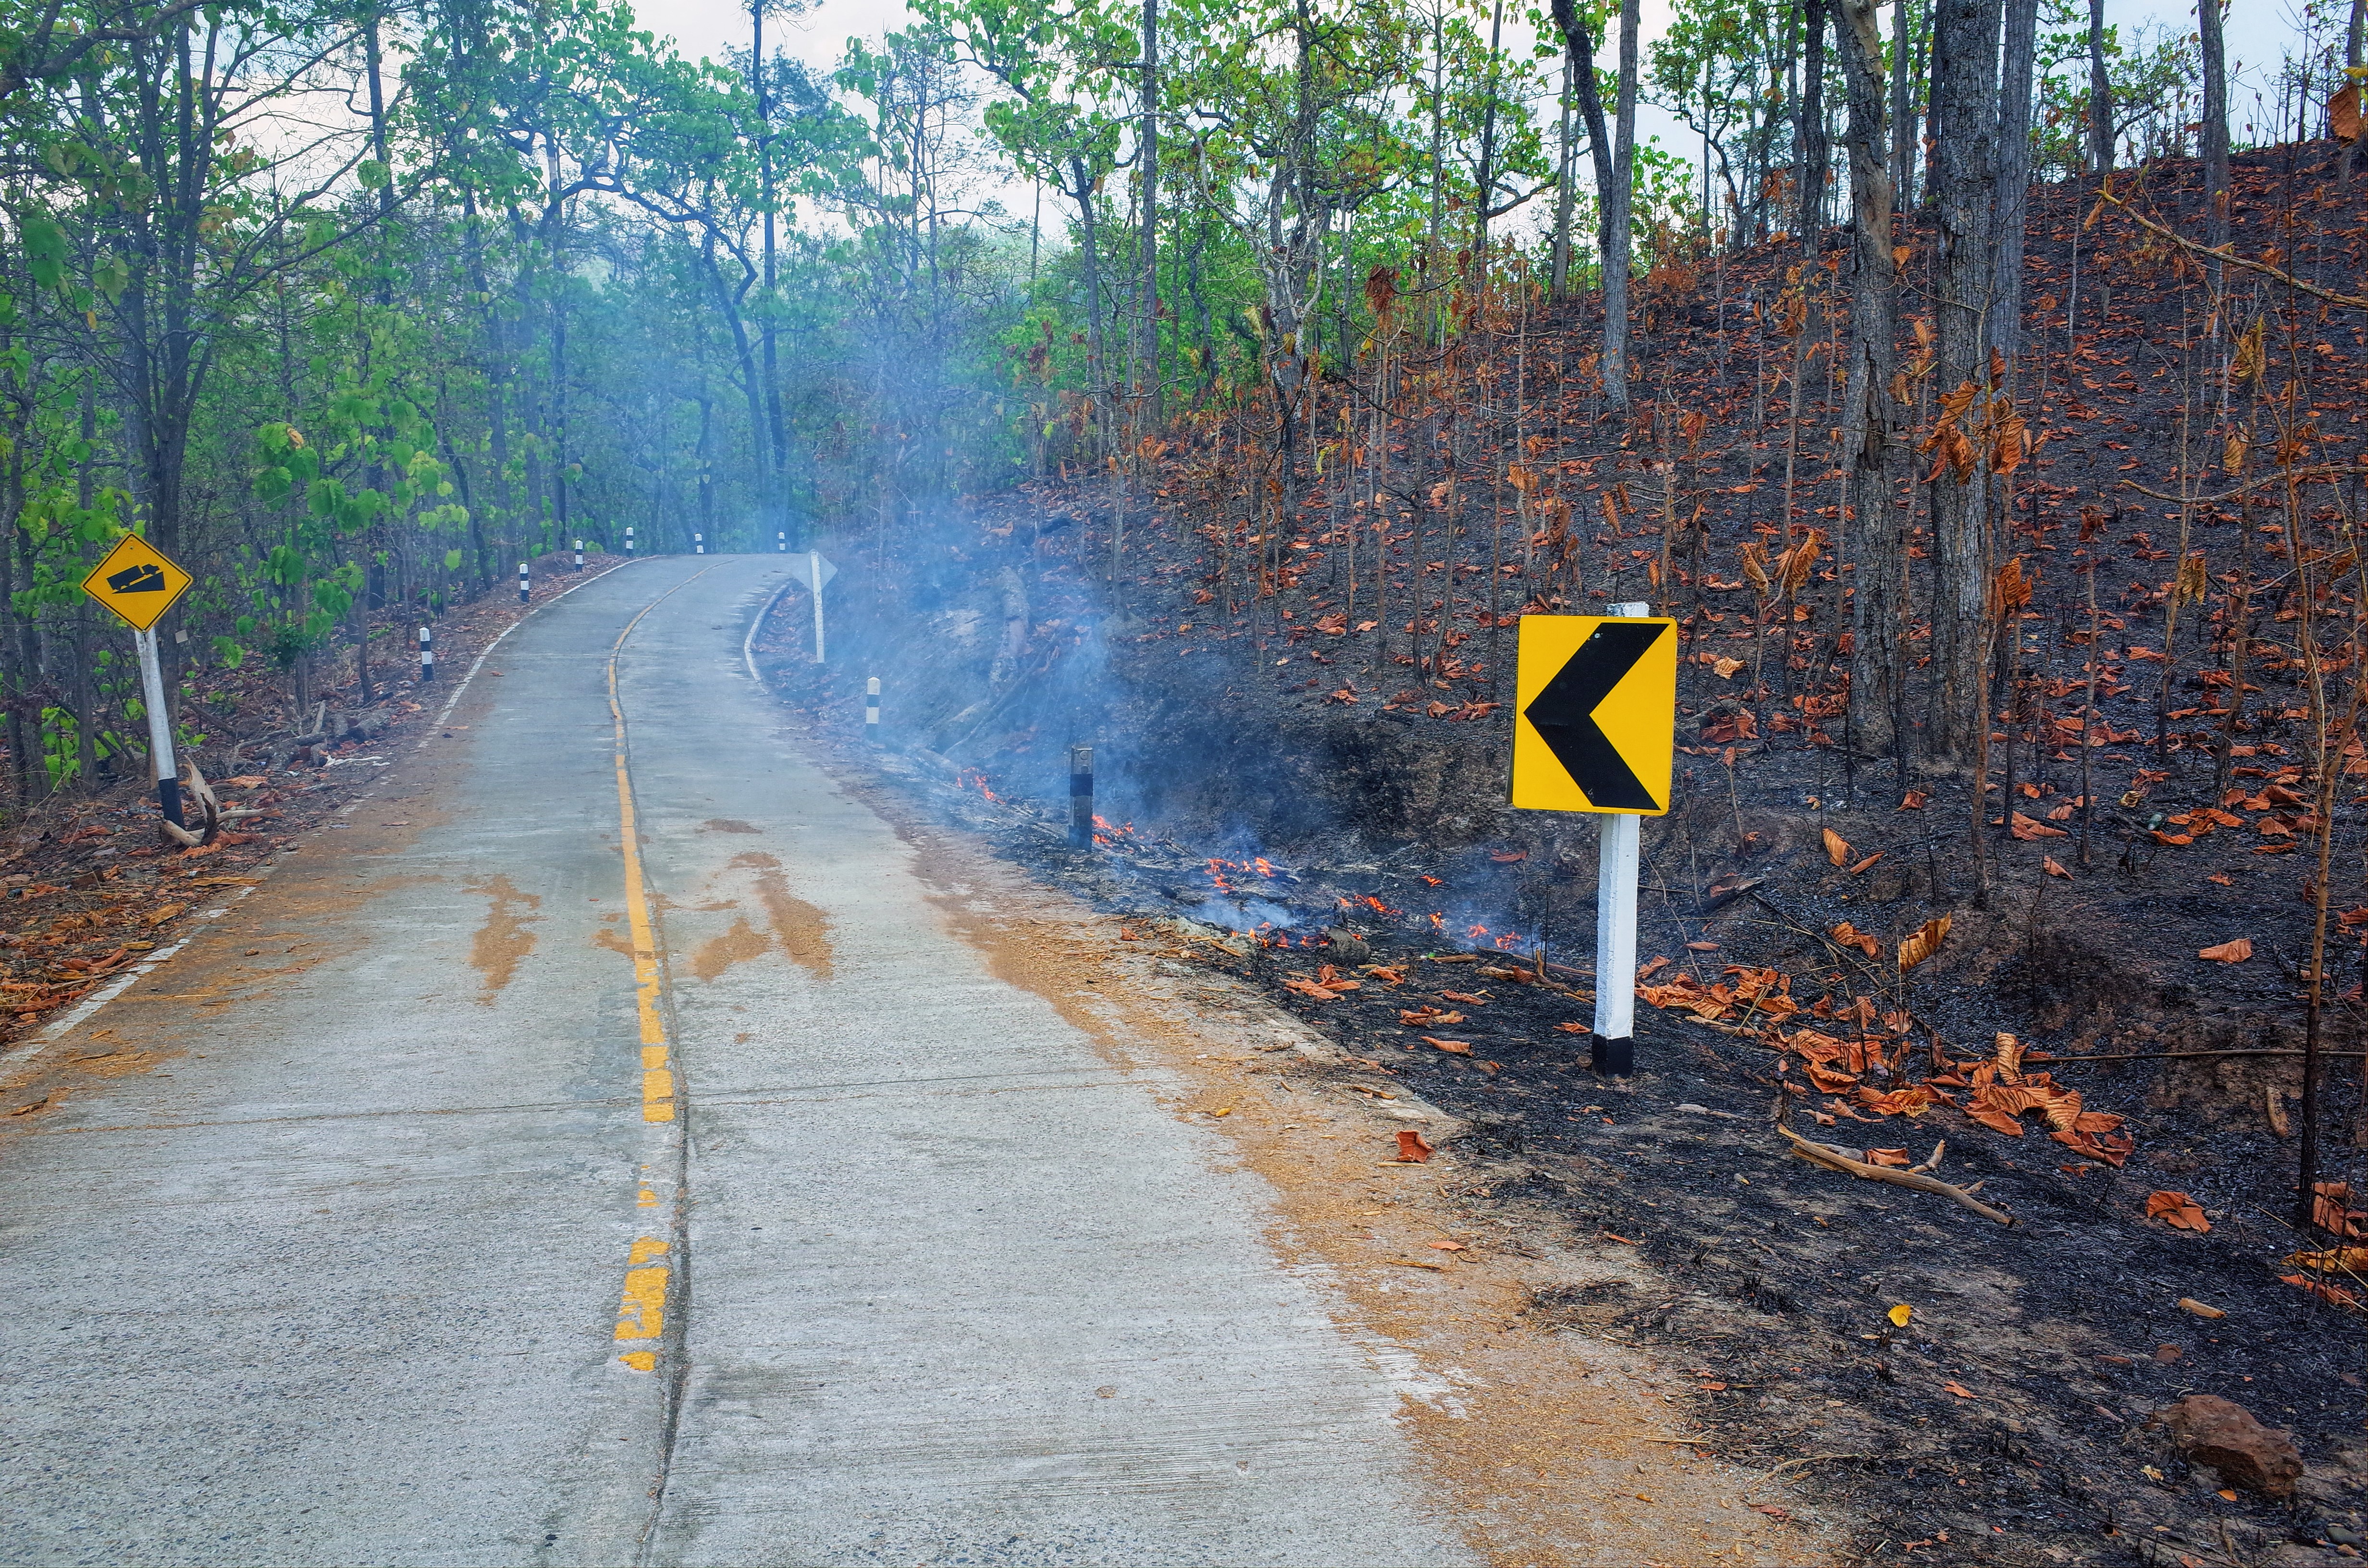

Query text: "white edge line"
[741, 570, 802, 688]
[9, 559, 644, 1066]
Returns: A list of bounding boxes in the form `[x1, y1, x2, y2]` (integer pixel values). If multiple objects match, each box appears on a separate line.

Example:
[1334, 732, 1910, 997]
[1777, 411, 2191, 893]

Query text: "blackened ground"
[758, 599, 2366, 1568]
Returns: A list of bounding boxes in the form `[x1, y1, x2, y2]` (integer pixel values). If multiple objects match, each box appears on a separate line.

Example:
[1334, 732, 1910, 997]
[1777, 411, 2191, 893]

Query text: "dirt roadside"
[836, 755, 1850, 1568]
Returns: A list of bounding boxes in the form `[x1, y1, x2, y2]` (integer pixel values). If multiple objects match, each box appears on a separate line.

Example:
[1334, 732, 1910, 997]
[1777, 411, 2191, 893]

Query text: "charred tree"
[1927, 0, 2002, 766]
[2199, 0, 2230, 257]
[1796, 0, 1829, 247]
[1989, 0, 2036, 356]
[1834, 0, 1902, 762]
[2085, 0, 2113, 175]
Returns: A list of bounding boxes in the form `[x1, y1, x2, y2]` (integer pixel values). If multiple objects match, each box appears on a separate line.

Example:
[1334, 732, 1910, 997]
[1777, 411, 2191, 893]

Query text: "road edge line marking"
[3, 561, 645, 1069]
[740, 572, 802, 688]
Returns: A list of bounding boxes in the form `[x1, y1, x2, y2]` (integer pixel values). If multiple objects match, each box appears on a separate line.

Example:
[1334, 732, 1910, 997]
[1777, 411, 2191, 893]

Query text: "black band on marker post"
[1068, 745, 1094, 848]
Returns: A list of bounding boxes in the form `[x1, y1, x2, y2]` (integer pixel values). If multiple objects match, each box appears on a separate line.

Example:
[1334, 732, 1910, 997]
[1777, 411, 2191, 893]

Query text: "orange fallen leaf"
[1823, 828, 1850, 867]
[1422, 1036, 1473, 1054]
[1848, 852, 1884, 875]
[2043, 857, 2071, 878]
[2010, 812, 2068, 840]
[1865, 1148, 1912, 1167]
[1430, 1239, 1466, 1251]
[2146, 1190, 2211, 1232]
[1829, 920, 1879, 957]
[1395, 1129, 1433, 1163]
[1900, 789, 1929, 810]
[2197, 938, 2253, 963]
[1898, 915, 1950, 972]
[1943, 1381, 1976, 1399]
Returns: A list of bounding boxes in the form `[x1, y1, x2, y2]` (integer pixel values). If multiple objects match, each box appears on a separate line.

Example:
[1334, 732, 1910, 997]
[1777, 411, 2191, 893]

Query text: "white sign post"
[1590, 600, 1653, 1077]
[800, 551, 837, 663]
[134, 628, 181, 828]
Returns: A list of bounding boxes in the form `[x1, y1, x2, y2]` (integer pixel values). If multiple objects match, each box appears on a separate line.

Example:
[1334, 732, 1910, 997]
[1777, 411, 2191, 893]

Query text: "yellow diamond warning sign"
[1511, 614, 1677, 815]
[80, 534, 193, 632]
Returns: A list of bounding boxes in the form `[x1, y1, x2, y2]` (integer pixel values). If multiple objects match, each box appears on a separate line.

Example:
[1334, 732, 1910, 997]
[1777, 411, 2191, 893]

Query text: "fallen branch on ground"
[1779, 1126, 2015, 1225]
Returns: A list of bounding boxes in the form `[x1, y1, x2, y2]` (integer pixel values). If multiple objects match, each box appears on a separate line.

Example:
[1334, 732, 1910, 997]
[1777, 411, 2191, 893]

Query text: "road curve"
[0, 557, 1474, 1568]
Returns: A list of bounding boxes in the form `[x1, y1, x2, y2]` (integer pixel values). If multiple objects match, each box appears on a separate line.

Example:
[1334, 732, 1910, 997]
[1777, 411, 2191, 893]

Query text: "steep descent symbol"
[108, 563, 166, 593]
[1521, 620, 1670, 810]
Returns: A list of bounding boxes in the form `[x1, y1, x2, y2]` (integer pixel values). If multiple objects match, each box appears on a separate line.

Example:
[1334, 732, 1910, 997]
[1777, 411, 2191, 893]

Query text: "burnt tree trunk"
[2085, 0, 2113, 174]
[1990, 0, 2036, 356]
[1927, 0, 2002, 766]
[1835, 0, 1902, 760]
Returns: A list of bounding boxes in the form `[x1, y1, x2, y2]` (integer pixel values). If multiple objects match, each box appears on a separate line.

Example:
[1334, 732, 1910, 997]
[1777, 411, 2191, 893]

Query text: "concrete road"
[0, 558, 1475, 1568]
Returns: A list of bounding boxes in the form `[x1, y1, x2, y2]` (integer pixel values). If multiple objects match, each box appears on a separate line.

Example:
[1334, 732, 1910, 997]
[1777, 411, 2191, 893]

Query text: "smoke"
[776, 483, 1563, 961]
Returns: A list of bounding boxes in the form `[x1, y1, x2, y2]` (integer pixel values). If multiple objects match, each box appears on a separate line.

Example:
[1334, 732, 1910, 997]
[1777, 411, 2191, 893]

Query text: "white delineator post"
[694, 532, 705, 555]
[865, 676, 880, 740]
[517, 561, 529, 604]
[134, 628, 181, 828]
[777, 531, 788, 553]
[418, 624, 433, 684]
[625, 525, 635, 557]
[1591, 600, 1651, 1077]
[574, 537, 584, 570]
[808, 554, 826, 664]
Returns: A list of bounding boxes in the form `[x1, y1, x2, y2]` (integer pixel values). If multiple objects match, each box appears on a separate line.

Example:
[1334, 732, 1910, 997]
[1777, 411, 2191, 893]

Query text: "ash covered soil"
[754, 146, 2368, 1564]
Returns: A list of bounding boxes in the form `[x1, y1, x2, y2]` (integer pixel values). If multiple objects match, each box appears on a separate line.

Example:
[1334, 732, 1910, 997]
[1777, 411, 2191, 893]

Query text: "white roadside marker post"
[625, 525, 635, 558]
[807, 554, 826, 663]
[865, 676, 880, 741]
[1590, 600, 1652, 1078]
[574, 537, 584, 571]
[693, 532, 705, 555]
[777, 531, 788, 553]
[134, 627, 181, 829]
[419, 624, 433, 684]
[517, 561, 529, 604]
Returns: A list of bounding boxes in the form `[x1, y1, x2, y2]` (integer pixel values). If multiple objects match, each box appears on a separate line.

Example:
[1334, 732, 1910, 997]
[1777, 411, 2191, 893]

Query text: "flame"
[1253, 857, 1274, 878]
[1420, 875, 1443, 887]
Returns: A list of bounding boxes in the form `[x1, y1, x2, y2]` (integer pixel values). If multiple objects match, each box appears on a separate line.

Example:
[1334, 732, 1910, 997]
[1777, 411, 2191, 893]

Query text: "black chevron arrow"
[1524, 621, 1669, 809]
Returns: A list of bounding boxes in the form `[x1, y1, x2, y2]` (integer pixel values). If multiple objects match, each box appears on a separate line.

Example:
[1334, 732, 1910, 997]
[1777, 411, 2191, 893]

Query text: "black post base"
[158, 777, 183, 830]
[1590, 1032, 1633, 1077]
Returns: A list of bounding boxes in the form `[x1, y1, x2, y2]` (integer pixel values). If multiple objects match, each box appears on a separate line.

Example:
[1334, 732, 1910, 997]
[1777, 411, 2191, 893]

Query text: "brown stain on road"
[728, 851, 832, 979]
[466, 874, 542, 1003]
[691, 917, 769, 982]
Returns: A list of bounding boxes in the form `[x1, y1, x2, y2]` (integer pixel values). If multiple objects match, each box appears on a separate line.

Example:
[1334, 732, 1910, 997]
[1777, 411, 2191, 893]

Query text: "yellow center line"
[602, 567, 712, 1376]
[606, 568, 712, 1123]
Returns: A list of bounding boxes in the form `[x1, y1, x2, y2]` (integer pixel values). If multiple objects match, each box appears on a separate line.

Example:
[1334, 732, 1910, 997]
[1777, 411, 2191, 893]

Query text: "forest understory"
[760, 144, 2368, 1566]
